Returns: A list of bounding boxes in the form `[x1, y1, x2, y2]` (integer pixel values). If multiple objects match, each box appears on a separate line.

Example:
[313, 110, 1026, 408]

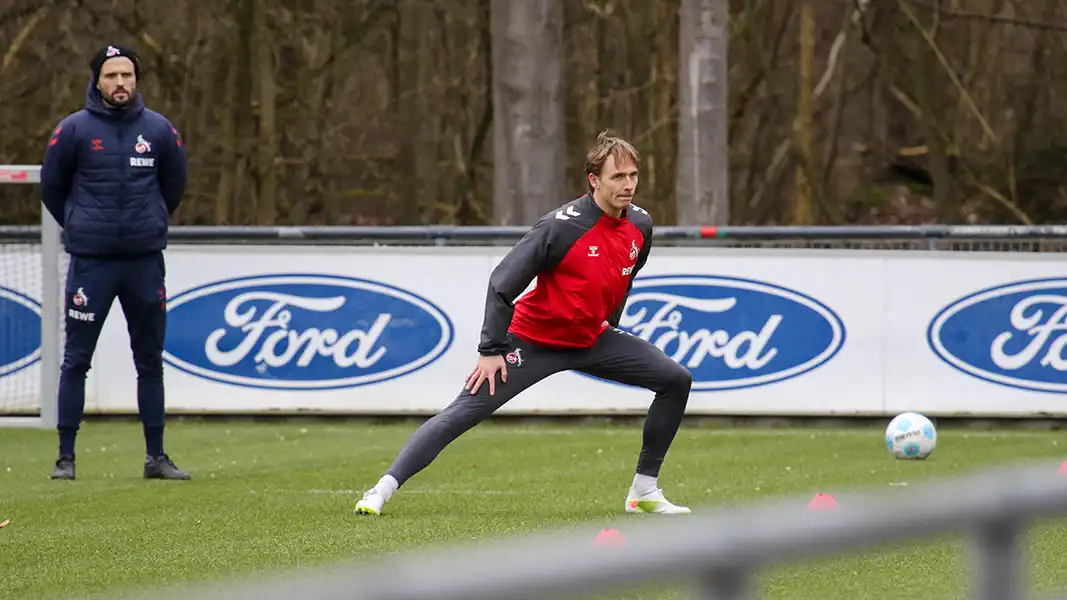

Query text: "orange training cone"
[591, 527, 627, 547]
[807, 493, 838, 510]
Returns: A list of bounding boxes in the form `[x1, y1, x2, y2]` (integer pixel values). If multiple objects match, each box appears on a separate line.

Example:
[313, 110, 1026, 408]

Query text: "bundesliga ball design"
[885, 412, 937, 460]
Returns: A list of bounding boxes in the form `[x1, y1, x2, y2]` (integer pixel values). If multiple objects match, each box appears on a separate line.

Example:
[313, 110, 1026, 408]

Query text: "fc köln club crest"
[135, 134, 152, 154]
[505, 348, 524, 367]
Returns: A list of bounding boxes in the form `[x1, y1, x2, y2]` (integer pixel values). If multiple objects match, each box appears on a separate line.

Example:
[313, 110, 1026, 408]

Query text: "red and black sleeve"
[477, 198, 598, 356]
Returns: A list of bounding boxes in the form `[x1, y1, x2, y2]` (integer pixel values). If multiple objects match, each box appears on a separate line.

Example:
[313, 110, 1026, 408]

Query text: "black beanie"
[90, 44, 140, 84]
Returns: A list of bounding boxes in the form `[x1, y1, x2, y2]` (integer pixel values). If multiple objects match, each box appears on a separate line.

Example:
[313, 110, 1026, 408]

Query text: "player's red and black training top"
[478, 192, 654, 355]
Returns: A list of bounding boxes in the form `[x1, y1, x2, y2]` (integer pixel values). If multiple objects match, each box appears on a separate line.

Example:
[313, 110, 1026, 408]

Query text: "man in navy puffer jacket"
[40, 44, 190, 482]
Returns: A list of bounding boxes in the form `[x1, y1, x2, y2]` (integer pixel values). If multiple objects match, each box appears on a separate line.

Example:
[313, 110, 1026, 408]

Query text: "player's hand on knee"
[466, 354, 508, 396]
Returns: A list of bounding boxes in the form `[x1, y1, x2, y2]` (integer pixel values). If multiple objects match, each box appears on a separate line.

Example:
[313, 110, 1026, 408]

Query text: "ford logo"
[927, 277, 1067, 394]
[587, 275, 845, 391]
[162, 274, 454, 390]
[0, 286, 42, 378]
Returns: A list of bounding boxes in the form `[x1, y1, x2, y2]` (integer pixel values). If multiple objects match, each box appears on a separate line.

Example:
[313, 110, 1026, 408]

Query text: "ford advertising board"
[587, 275, 846, 391]
[27, 243, 1062, 418]
[162, 274, 455, 391]
[928, 277, 1067, 394]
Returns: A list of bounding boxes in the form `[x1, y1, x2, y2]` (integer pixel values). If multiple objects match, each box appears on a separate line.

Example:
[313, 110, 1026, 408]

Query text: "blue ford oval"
[0, 286, 42, 378]
[928, 277, 1067, 394]
[585, 275, 846, 391]
[162, 274, 454, 390]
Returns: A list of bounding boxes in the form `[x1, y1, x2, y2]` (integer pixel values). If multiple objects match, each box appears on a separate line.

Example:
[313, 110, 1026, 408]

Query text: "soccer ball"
[885, 412, 937, 460]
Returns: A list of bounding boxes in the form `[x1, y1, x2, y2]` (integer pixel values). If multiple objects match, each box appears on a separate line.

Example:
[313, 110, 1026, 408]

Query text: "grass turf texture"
[1, 420, 1065, 600]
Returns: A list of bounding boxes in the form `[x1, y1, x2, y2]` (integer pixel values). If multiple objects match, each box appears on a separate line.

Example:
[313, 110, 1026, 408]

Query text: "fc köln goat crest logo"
[72, 287, 88, 307]
[135, 134, 151, 154]
[505, 348, 524, 367]
[629, 239, 639, 261]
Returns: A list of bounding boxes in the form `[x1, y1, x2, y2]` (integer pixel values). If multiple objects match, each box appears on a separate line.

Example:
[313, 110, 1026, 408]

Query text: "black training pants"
[58, 252, 167, 451]
[385, 327, 693, 487]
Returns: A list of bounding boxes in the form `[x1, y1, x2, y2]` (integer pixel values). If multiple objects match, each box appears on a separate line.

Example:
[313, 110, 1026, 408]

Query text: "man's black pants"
[57, 252, 168, 458]
[385, 327, 693, 487]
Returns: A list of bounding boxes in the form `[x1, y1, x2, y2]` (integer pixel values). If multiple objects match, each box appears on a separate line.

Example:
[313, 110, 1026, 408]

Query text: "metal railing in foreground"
[125, 460, 1067, 600]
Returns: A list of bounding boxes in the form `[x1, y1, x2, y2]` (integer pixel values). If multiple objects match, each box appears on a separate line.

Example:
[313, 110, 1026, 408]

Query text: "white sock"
[374, 474, 399, 501]
[632, 473, 657, 495]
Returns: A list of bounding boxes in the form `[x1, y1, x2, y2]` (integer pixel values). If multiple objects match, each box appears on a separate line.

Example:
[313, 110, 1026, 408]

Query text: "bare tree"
[490, 0, 566, 226]
[792, 0, 815, 225]
[2, 1, 1067, 227]
[253, 0, 278, 225]
[675, 0, 730, 226]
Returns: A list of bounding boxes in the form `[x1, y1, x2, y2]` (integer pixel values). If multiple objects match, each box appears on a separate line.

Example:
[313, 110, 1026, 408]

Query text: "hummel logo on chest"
[588, 246, 599, 257]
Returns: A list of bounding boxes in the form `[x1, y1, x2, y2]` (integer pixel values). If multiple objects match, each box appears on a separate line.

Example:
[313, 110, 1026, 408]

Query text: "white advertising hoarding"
[1, 244, 1064, 417]
[882, 253, 1067, 415]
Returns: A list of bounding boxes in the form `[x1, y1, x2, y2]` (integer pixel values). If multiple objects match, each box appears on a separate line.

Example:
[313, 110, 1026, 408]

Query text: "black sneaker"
[143, 454, 191, 480]
[50, 455, 75, 480]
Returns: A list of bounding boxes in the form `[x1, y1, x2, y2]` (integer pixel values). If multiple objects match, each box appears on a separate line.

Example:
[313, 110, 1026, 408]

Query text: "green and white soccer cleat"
[354, 489, 387, 516]
[625, 487, 691, 514]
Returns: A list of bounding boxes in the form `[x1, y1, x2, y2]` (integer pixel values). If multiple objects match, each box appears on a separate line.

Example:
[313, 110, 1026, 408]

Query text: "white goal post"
[0, 165, 61, 429]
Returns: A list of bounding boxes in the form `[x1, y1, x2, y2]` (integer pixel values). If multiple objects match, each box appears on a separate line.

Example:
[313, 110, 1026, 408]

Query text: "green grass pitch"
[1, 419, 1066, 600]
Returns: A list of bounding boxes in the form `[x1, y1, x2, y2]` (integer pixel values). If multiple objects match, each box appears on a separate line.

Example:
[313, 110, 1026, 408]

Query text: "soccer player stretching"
[355, 131, 692, 516]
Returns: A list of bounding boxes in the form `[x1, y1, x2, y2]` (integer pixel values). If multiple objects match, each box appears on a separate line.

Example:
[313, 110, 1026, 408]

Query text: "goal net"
[0, 165, 64, 428]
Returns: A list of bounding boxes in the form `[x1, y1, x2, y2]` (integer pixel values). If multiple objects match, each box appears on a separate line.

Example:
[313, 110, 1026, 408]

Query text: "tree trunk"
[792, 0, 815, 225]
[253, 0, 278, 225]
[490, 0, 566, 226]
[676, 0, 729, 226]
